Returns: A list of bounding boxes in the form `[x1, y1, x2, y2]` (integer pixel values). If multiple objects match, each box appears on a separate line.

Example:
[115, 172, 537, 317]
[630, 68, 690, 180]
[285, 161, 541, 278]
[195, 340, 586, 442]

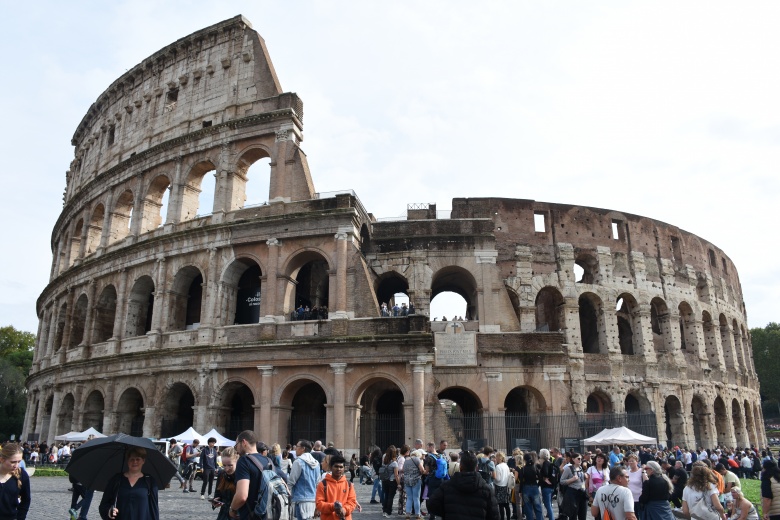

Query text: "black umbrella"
[65, 433, 177, 491]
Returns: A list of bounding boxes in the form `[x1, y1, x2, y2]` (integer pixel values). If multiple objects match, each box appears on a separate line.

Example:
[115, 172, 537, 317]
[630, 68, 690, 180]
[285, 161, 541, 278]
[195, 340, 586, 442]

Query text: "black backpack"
[477, 457, 492, 482]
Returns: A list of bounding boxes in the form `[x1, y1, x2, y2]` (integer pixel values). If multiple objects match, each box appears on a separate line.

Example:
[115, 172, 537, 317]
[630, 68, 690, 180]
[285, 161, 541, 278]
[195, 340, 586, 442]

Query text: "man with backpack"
[424, 442, 449, 520]
[590, 467, 636, 520]
[229, 430, 272, 520]
[477, 447, 496, 488]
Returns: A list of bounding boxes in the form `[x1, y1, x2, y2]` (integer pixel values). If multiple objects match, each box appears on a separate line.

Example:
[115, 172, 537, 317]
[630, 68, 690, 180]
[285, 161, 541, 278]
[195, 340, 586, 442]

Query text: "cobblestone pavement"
[30, 476, 569, 519]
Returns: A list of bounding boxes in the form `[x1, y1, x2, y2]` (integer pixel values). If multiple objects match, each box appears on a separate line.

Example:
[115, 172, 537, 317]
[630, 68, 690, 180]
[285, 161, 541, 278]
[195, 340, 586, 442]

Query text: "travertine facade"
[24, 16, 764, 452]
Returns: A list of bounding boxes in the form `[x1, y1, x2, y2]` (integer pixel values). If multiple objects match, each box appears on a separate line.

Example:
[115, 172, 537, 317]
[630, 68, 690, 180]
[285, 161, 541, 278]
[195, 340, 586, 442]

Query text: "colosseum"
[23, 15, 764, 453]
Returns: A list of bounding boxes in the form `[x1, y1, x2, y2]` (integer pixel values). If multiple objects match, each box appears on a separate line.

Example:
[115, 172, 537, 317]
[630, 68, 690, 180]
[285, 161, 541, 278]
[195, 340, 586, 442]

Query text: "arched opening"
[116, 388, 144, 437]
[731, 399, 745, 446]
[504, 387, 546, 452]
[289, 382, 327, 445]
[719, 314, 735, 368]
[69, 219, 83, 266]
[664, 396, 685, 449]
[140, 175, 170, 233]
[109, 189, 134, 244]
[431, 266, 478, 321]
[41, 395, 54, 441]
[54, 303, 67, 351]
[535, 287, 565, 332]
[92, 285, 117, 343]
[168, 266, 203, 331]
[732, 319, 745, 371]
[678, 302, 697, 352]
[358, 380, 405, 452]
[236, 149, 272, 208]
[625, 394, 641, 414]
[586, 392, 612, 415]
[579, 293, 605, 354]
[58, 393, 75, 436]
[160, 383, 195, 438]
[650, 297, 671, 352]
[714, 396, 729, 446]
[125, 276, 155, 338]
[222, 258, 262, 325]
[438, 387, 483, 451]
[68, 294, 89, 348]
[574, 253, 599, 284]
[218, 383, 255, 440]
[284, 252, 330, 318]
[82, 391, 104, 431]
[616, 294, 639, 355]
[691, 395, 710, 447]
[376, 273, 409, 314]
[702, 312, 720, 367]
[624, 391, 653, 434]
[85, 204, 104, 255]
[430, 291, 467, 322]
[181, 161, 217, 220]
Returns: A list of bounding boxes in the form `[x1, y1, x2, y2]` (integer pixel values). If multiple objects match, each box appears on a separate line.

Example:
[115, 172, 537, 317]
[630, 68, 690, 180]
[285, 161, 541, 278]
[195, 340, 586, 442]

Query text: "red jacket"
[316, 474, 357, 520]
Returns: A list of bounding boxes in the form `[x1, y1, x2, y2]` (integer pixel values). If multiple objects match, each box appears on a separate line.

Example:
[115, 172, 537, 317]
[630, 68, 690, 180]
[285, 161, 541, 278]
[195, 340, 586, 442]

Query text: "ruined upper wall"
[65, 15, 291, 202]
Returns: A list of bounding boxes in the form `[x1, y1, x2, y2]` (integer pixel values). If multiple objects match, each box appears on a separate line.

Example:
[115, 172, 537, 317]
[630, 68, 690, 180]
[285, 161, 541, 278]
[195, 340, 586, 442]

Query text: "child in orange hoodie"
[316, 455, 357, 520]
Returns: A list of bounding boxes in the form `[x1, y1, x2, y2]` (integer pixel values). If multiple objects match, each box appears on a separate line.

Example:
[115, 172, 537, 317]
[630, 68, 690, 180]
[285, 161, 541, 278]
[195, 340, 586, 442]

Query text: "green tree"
[752, 322, 780, 408]
[0, 326, 35, 441]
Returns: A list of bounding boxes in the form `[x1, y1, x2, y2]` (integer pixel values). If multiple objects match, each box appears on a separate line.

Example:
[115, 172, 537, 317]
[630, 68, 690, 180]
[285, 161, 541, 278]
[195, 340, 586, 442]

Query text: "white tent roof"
[202, 428, 235, 446]
[54, 427, 107, 442]
[168, 427, 207, 445]
[583, 426, 657, 446]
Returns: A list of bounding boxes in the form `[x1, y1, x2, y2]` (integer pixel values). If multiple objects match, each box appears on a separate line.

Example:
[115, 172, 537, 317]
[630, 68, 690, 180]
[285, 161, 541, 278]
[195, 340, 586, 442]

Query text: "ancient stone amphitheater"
[24, 15, 764, 452]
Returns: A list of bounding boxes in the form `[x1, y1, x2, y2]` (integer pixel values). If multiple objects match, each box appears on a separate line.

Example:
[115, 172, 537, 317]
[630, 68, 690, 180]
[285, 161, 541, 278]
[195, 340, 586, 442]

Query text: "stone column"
[47, 386, 62, 445]
[33, 393, 45, 438]
[332, 230, 350, 319]
[21, 393, 37, 440]
[142, 407, 156, 437]
[258, 366, 274, 442]
[475, 250, 498, 328]
[150, 257, 167, 334]
[261, 239, 281, 321]
[98, 191, 114, 251]
[82, 280, 97, 350]
[201, 248, 219, 327]
[330, 363, 347, 450]
[73, 385, 85, 430]
[77, 213, 90, 260]
[485, 371, 502, 414]
[112, 269, 128, 348]
[60, 289, 76, 355]
[103, 383, 116, 434]
[410, 361, 427, 441]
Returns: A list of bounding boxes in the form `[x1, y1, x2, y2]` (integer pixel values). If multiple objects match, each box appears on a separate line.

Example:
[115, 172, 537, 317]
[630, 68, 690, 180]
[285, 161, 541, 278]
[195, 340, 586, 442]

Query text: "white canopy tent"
[54, 427, 107, 442]
[202, 428, 235, 447]
[168, 427, 207, 445]
[583, 426, 657, 446]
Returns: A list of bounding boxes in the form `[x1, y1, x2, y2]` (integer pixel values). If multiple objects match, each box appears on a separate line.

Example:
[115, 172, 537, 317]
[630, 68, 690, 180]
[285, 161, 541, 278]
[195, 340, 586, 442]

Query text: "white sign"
[434, 331, 477, 366]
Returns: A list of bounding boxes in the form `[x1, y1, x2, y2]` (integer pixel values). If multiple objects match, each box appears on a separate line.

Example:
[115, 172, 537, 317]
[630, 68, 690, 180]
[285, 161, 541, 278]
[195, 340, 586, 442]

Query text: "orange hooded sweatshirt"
[315, 473, 357, 520]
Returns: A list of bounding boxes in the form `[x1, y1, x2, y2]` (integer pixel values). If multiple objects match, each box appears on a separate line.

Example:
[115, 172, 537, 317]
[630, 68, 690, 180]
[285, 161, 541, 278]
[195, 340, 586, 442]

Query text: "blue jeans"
[541, 487, 554, 520]
[523, 485, 544, 520]
[372, 477, 385, 502]
[78, 489, 94, 520]
[405, 480, 422, 515]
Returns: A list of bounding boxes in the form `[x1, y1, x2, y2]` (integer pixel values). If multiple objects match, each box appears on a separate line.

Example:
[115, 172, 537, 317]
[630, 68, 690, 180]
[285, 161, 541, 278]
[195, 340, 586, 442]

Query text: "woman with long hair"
[98, 447, 160, 520]
[587, 453, 610, 504]
[560, 452, 587, 520]
[681, 464, 725, 520]
[762, 459, 780, 520]
[520, 452, 544, 520]
[381, 445, 400, 518]
[639, 461, 675, 520]
[0, 443, 30, 520]
[370, 447, 385, 505]
[212, 447, 239, 520]
[403, 449, 426, 519]
[494, 452, 512, 520]
[539, 449, 556, 520]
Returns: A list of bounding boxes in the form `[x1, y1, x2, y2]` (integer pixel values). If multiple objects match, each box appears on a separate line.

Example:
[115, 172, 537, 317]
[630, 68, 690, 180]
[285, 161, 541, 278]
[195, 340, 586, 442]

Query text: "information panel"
[434, 331, 477, 366]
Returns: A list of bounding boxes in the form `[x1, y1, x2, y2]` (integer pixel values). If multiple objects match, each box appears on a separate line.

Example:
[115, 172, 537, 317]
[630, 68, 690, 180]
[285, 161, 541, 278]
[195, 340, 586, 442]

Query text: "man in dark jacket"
[427, 450, 499, 520]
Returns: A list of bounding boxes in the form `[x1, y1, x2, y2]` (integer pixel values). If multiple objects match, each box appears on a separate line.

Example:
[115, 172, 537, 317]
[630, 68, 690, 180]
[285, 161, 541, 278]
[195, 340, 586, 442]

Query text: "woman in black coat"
[639, 461, 675, 520]
[98, 447, 159, 520]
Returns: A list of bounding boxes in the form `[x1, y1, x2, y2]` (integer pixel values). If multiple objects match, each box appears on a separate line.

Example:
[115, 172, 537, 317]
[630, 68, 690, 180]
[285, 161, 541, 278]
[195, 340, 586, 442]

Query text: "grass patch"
[740, 478, 762, 514]
[30, 467, 68, 477]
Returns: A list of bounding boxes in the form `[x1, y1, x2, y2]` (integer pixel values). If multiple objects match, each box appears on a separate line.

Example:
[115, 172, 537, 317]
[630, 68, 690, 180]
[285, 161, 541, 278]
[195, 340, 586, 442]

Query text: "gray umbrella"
[65, 433, 177, 491]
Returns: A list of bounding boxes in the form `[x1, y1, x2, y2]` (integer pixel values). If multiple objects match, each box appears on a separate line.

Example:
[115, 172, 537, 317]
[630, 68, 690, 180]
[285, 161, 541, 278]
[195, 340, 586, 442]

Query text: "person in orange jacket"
[316, 454, 357, 520]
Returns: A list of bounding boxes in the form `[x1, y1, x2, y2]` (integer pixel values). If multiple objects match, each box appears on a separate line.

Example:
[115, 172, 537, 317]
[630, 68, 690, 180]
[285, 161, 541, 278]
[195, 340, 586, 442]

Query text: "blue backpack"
[431, 454, 448, 479]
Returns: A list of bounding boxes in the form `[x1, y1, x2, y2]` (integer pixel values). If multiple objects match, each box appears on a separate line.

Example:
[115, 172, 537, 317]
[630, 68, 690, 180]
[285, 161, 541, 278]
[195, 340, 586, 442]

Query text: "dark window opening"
[721, 257, 728, 273]
[671, 236, 682, 264]
[202, 120, 212, 128]
[708, 249, 717, 267]
[107, 126, 115, 145]
[164, 89, 178, 112]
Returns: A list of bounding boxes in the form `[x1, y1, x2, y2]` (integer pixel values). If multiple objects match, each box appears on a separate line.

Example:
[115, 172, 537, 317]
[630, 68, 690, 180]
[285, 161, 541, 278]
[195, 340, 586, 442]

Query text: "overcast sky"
[1, 1, 779, 333]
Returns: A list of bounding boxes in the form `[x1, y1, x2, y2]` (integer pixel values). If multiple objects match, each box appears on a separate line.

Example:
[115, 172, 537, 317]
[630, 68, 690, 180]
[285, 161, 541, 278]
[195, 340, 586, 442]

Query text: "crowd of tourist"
[291, 305, 329, 321]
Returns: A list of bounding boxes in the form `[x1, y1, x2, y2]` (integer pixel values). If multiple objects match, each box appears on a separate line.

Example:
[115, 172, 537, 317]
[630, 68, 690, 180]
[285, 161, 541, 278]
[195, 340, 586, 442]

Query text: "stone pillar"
[331, 363, 347, 450]
[47, 387, 62, 446]
[261, 239, 281, 321]
[21, 393, 37, 440]
[475, 250, 499, 328]
[150, 257, 167, 333]
[33, 393, 45, 438]
[112, 269, 128, 346]
[60, 289, 76, 354]
[410, 361, 427, 441]
[77, 213, 90, 260]
[99, 191, 114, 251]
[258, 366, 274, 442]
[201, 248, 219, 327]
[485, 371, 502, 414]
[635, 305, 657, 362]
[332, 230, 350, 319]
[82, 280, 97, 350]
[72, 385, 85, 430]
[103, 383, 116, 434]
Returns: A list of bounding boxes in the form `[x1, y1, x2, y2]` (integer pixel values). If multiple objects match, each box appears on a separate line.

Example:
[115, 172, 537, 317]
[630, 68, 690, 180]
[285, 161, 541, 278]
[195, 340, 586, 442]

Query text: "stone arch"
[140, 174, 171, 233]
[278, 378, 328, 446]
[624, 390, 652, 414]
[168, 265, 204, 331]
[41, 394, 54, 441]
[85, 204, 105, 255]
[159, 382, 196, 438]
[234, 145, 273, 209]
[702, 311, 720, 367]
[504, 386, 547, 452]
[650, 297, 672, 352]
[664, 395, 685, 449]
[375, 271, 409, 312]
[504, 386, 547, 415]
[535, 286, 565, 332]
[82, 390, 104, 431]
[181, 160, 218, 220]
[691, 394, 711, 447]
[714, 396, 729, 446]
[92, 284, 117, 343]
[731, 398, 746, 447]
[585, 390, 613, 414]
[678, 302, 697, 352]
[438, 386, 484, 451]
[616, 293, 640, 355]
[109, 189, 134, 244]
[719, 314, 735, 369]
[116, 387, 145, 436]
[125, 275, 155, 338]
[216, 380, 255, 440]
[58, 393, 76, 435]
[431, 265, 480, 321]
[68, 293, 89, 348]
[579, 292, 607, 354]
[282, 249, 331, 315]
[574, 251, 599, 284]
[351, 377, 405, 451]
[221, 257, 263, 325]
[68, 218, 83, 266]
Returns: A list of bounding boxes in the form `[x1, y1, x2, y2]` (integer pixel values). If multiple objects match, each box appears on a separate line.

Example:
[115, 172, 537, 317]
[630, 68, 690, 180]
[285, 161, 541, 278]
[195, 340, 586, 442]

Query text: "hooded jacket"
[316, 473, 357, 520]
[427, 471, 499, 520]
[289, 452, 320, 503]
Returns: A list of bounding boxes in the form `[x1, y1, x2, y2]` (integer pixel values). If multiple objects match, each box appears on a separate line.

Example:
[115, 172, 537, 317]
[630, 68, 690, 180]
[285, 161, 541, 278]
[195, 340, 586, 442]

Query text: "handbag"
[689, 494, 720, 520]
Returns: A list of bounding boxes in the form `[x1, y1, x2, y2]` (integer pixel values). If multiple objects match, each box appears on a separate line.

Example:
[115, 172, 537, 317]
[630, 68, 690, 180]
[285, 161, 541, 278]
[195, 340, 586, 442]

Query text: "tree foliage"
[0, 326, 34, 441]
[751, 322, 780, 407]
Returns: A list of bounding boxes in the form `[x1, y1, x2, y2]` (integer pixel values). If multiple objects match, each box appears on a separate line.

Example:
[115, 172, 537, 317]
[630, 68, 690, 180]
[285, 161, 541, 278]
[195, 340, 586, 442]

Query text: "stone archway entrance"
[359, 380, 405, 452]
[290, 382, 327, 445]
[438, 387, 484, 451]
[160, 383, 195, 438]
